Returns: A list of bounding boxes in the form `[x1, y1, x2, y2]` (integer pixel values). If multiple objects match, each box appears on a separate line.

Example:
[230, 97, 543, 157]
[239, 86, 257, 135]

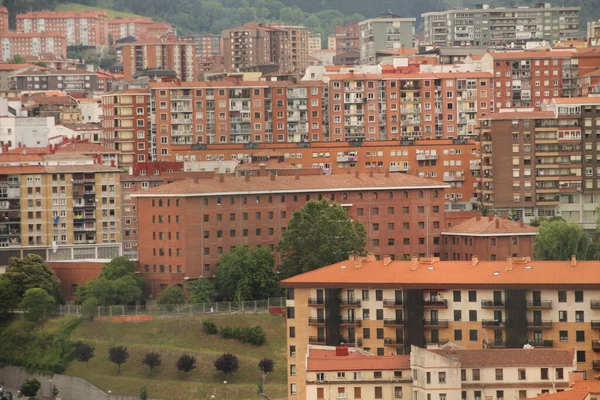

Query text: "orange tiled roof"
[489, 50, 575, 59]
[551, 97, 600, 104]
[17, 10, 107, 19]
[431, 348, 575, 368]
[30, 96, 77, 106]
[235, 159, 305, 171]
[0, 63, 38, 71]
[442, 216, 538, 236]
[56, 142, 119, 154]
[0, 165, 46, 174]
[573, 381, 600, 395]
[0, 154, 45, 162]
[2, 147, 48, 155]
[526, 387, 589, 400]
[0, 32, 65, 38]
[132, 173, 447, 197]
[483, 111, 556, 120]
[307, 348, 410, 371]
[280, 257, 600, 288]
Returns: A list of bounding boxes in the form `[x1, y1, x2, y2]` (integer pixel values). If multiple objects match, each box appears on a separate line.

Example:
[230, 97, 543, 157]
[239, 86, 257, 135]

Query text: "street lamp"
[223, 381, 227, 400]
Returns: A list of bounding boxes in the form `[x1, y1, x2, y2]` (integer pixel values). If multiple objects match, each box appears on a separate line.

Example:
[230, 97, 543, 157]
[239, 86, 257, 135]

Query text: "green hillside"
[34, 315, 287, 400]
[55, 2, 143, 19]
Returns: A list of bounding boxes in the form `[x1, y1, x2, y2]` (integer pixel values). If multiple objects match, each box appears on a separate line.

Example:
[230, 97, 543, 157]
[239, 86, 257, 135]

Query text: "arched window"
[343, 192, 348, 200]
[418, 191, 424, 198]
[373, 192, 378, 200]
[388, 191, 393, 199]
[403, 191, 409, 199]
[433, 190, 439, 198]
[216, 197, 222, 205]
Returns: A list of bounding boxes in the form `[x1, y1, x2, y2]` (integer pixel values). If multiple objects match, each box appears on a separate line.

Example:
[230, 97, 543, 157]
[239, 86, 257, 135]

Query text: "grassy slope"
[55, 3, 143, 19]
[43, 314, 287, 400]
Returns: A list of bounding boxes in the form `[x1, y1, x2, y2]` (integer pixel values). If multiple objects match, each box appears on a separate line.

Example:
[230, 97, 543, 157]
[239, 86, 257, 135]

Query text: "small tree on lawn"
[109, 345, 129, 374]
[51, 384, 59, 399]
[73, 342, 95, 367]
[214, 353, 239, 375]
[20, 288, 55, 324]
[140, 385, 149, 400]
[142, 351, 162, 376]
[81, 296, 99, 320]
[175, 354, 197, 375]
[258, 358, 275, 399]
[20, 378, 41, 398]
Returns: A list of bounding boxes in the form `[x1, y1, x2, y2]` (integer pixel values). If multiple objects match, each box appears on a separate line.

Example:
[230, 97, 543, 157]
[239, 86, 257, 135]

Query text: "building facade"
[11, 70, 101, 92]
[358, 13, 416, 65]
[335, 23, 360, 55]
[423, 4, 580, 47]
[281, 256, 600, 399]
[16, 10, 109, 47]
[107, 17, 154, 41]
[0, 32, 67, 61]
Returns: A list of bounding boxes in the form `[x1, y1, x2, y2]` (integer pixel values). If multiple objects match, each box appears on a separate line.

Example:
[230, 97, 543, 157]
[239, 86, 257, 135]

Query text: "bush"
[218, 325, 266, 345]
[214, 353, 239, 375]
[175, 354, 196, 373]
[20, 378, 41, 397]
[20, 288, 55, 324]
[202, 318, 218, 335]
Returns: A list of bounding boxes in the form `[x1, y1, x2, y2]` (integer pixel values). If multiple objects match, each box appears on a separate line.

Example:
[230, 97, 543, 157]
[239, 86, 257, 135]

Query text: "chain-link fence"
[49, 297, 285, 318]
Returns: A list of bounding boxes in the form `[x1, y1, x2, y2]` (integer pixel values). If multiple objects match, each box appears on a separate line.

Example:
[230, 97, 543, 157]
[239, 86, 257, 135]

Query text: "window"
[559, 311, 567, 322]
[461, 369, 467, 381]
[374, 371, 382, 379]
[363, 328, 370, 339]
[469, 330, 478, 341]
[577, 351, 586, 363]
[453, 291, 461, 302]
[469, 310, 477, 322]
[495, 369, 503, 381]
[289, 327, 295, 338]
[468, 291, 477, 302]
[439, 372, 446, 383]
[472, 369, 480, 381]
[376, 328, 384, 339]
[576, 311, 584, 322]
[290, 365, 296, 376]
[559, 330, 568, 342]
[454, 329, 462, 341]
[375, 387, 383, 399]
[376, 309, 383, 320]
[394, 386, 403, 398]
[426, 372, 431, 384]
[541, 368, 549, 380]
[518, 369, 526, 380]
[556, 368, 564, 380]
[337, 372, 346, 379]
[287, 307, 295, 319]
[362, 290, 369, 301]
[497, 390, 504, 400]
[290, 346, 296, 356]
[558, 291, 567, 302]
[576, 331, 585, 342]
[290, 384, 297, 395]
[354, 388, 361, 399]
[575, 291, 583, 303]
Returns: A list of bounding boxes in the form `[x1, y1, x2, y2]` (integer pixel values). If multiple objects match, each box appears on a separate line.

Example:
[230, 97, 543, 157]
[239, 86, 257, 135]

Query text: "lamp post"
[223, 381, 227, 400]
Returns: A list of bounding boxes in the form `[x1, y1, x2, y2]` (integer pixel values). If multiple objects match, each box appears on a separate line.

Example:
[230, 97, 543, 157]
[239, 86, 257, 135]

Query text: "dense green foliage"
[214, 246, 280, 301]
[278, 199, 367, 279]
[202, 318, 218, 335]
[20, 288, 55, 324]
[73, 342, 95, 365]
[534, 219, 600, 260]
[6, 254, 63, 303]
[76, 257, 146, 306]
[220, 325, 266, 345]
[20, 379, 41, 397]
[0, 275, 19, 315]
[187, 278, 216, 304]
[258, 357, 275, 374]
[0, 318, 79, 374]
[157, 286, 186, 308]
[214, 353, 239, 375]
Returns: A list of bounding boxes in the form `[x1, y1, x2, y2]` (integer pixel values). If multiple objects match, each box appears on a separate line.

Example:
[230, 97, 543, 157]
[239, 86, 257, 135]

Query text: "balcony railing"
[383, 299, 404, 307]
[591, 300, 600, 309]
[481, 300, 505, 308]
[308, 317, 325, 325]
[309, 336, 326, 344]
[593, 360, 600, 370]
[383, 319, 404, 326]
[423, 319, 449, 328]
[308, 298, 325, 306]
[340, 318, 361, 326]
[482, 320, 505, 328]
[528, 340, 553, 348]
[483, 339, 506, 348]
[423, 299, 448, 308]
[593, 321, 600, 329]
[527, 320, 553, 329]
[426, 339, 449, 346]
[384, 338, 404, 346]
[526, 300, 552, 309]
[339, 299, 361, 307]
[592, 341, 600, 352]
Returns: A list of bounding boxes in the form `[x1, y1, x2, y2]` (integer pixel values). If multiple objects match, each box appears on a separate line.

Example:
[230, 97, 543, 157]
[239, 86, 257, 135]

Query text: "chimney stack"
[519, 219, 524, 227]
[471, 255, 479, 267]
[476, 214, 481, 221]
[384, 170, 389, 177]
[383, 256, 393, 266]
[259, 163, 266, 176]
[570, 255, 577, 267]
[505, 257, 513, 271]
[295, 173, 300, 180]
[245, 174, 250, 182]
[219, 174, 225, 183]
[369, 170, 374, 177]
[355, 171, 359, 179]
[193, 177, 199, 184]
[270, 174, 276, 181]
[410, 256, 419, 271]
[495, 218, 500, 229]
[488, 215, 494, 222]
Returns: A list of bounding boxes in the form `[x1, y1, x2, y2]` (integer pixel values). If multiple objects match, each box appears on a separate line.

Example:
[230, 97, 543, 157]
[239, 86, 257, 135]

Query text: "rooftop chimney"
[355, 171, 359, 179]
[369, 170, 374, 177]
[570, 255, 577, 267]
[193, 177, 199, 184]
[353, 256, 363, 268]
[471, 255, 479, 267]
[488, 215, 494, 222]
[259, 163, 266, 176]
[245, 174, 250, 182]
[519, 219, 524, 227]
[336, 346, 349, 356]
[410, 256, 419, 271]
[366, 254, 376, 262]
[295, 173, 300, 180]
[505, 257, 514, 271]
[384, 170, 389, 178]
[495, 218, 500, 229]
[383, 256, 393, 266]
[476, 214, 481, 221]
[270, 174, 276, 181]
[219, 174, 225, 183]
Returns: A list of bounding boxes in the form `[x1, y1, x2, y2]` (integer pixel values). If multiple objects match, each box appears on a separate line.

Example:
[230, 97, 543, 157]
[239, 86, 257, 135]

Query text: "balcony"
[593, 361, 600, 370]
[529, 340, 553, 348]
[309, 337, 326, 345]
[481, 300, 505, 308]
[591, 301, 600, 309]
[383, 299, 404, 308]
[526, 300, 552, 309]
[592, 321, 600, 329]
[423, 299, 448, 308]
[339, 299, 361, 307]
[527, 320, 553, 329]
[340, 318, 361, 326]
[384, 338, 404, 346]
[416, 153, 438, 161]
[336, 155, 358, 162]
[443, 174, 465, 182]
[482, 320, 505, 328]
[383, 319, 404, 326]
[389, 165, 409, 173]
[593, 341, 600, 352]
[424, 319, 449, 328]
[308, 317, 325, 326]
[308, 298, 325, 307]
[483, 340, 506, 348]
[426, 339, 449, 346]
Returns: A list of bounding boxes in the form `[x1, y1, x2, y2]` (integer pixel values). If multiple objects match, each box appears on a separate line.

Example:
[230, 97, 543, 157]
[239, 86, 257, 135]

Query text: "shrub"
[142, 351, 161, 375]
[214, 353, 239, 375]
[220, 325, 234, 339]
[20, 378, 41, 397]
[218, 325, 266, 345]
[248, 325, 266, 345]
[108, 345, 129, 374]
[175, 354, 196, 374]
[73, 342, 95, 366]
[202, 318, 217, 335]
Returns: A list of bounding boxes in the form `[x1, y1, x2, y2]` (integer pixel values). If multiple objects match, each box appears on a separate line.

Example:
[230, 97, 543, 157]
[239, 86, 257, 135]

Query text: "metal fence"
[49, 297, 285, 318]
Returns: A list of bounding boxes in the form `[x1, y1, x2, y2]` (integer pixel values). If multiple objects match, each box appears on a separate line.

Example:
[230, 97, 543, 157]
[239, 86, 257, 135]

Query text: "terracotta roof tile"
[17, 10, 107, 18]
[442, 216, 538, 236]
[550, 97, 600, 105]
[132, 173, 447, 197]
[307, 348, 410, 371]
[236, 159, 307, 171]
[483, 111, 556, 120]
[490, 51, 575, 59]
[30, 96, 77, 105]
[526, 387, 589, 400]
[573, 381, 600, 394]
[281, 258, 600, 288]
[432, 348, 575, 368]
[55, 142, 119, 154]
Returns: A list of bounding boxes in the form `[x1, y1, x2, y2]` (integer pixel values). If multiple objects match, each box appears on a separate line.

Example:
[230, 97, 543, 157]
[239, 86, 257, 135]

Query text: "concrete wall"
[0, 366, 157, 400]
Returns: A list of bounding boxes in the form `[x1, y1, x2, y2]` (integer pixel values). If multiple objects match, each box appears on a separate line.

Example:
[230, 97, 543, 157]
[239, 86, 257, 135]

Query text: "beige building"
[309, 33, 322, 53]
[327, 34, 336, 51]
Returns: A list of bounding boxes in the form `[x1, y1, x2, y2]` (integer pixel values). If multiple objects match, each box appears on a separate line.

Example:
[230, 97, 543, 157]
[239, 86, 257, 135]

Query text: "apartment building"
[588, 20, 600, 46]
[0, 152, 122, 266]
[132, 173, 448, 295]
[121, 37, 196, 82]
[188, 33, 221, 59]
[0, 7, 7, 35]
[0, 32, 67, 61]
[482, 51, 581, 109]
[16, 10, 109, 47]
[411, 346, 577, 400]
[478, 97, 600, 229]
[10, 70, 101, 92]
[422, 3, 580, 47]
[107, 17, 155, 42]
[0, 116, 56, 149]
[309, 33, 322, 53]
[358, 13, 416, 65]
[335, 23, 360, 55]
[101, 89, 151, 166]
[281, 255, 600, 400]
[25, 95, 83, 125]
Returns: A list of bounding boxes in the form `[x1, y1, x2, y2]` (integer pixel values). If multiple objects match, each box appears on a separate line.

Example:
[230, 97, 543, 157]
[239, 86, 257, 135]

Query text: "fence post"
[109, 306, 112, 317]
[97, 306, 101, 318]
[136, 304, 138, 316]
[122, 306, 125, 316]
[59, 304, 62, 315]
[229, 302, 231, 312]
[255, 300, 257, 312]
[67, 304, 71, 315]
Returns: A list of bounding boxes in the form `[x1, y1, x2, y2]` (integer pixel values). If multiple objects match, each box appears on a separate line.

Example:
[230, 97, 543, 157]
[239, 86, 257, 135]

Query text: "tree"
[142, 351, 162, 375]
[76, 257, 145, 306]
[109, 345, 129, 374]
[214, 353, 239, 375]
[0, 274, 19, 315]
[6, 254, 63, 302]
[73, 342, 95, 367]
[81, 296, 99, 320]
[20, 378, 41, 397]
[187, 278, 216, 303]
[51, 384, 59, 399]
[258, 358, 275, 399]
[140, 385, 149, 400]
[534, 220, 594, 260]
[157, 286, 185, 309]
[278, 199, 367, 279]
[214, 246, 280, 301]
[8, 54, 26, 64]
[175, 354, 197, 374]
[475, 200, 495, 217]
[20, 288, 55, 324]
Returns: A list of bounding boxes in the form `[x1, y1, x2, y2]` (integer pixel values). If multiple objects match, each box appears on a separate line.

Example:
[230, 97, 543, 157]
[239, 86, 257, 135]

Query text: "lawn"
[55, 3, 144, 19]
[47, 314, 287, 399]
